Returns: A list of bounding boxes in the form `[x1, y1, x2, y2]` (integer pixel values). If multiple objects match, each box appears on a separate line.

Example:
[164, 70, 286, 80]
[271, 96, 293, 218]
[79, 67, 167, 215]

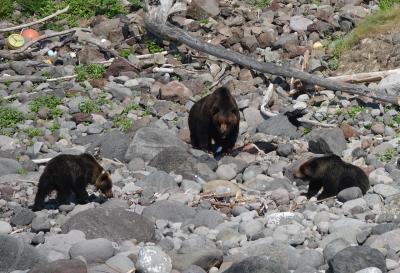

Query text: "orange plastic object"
[21, 28, 40, 41]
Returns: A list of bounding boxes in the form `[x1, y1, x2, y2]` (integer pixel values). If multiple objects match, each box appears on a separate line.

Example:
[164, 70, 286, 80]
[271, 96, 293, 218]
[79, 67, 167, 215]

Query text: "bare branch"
[0, 5, 70, 33]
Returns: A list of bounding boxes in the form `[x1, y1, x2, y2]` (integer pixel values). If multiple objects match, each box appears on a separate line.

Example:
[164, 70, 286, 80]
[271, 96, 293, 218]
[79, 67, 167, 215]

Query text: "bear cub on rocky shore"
[294, 154, 370, 200]
[188, 86, 239, 155]
[31, 153, 113, 211]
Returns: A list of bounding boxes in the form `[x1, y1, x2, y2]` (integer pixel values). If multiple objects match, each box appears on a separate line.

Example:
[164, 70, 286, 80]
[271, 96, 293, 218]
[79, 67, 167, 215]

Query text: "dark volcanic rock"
[306, 128, 347, 156]
[74, 130, 130, 162]
[257, 114, 302, 139]
[328, 246, 387, 273]
[61, 206, 156, 243]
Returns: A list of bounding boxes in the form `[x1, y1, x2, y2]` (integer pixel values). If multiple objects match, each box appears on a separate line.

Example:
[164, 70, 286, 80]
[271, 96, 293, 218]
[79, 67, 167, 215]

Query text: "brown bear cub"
[31, 153, 113, 211]
[294, 154, 370, 200]
[188, 86, 240, 155]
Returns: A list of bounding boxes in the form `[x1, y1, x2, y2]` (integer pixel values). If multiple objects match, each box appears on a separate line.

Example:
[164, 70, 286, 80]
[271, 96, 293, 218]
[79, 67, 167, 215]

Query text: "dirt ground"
[333, 27, 400, 75]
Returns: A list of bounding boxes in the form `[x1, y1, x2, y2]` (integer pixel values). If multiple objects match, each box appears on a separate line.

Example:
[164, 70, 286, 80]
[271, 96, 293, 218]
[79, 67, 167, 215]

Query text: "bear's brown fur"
[188, 86, 239, 155]
[31, 153, 113, 211]
[294, 154, 370, 200]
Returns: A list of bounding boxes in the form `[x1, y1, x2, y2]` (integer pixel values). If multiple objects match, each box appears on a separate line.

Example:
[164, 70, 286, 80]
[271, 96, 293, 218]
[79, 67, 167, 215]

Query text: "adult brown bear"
[188, 86, 240, 156]
[294, 154, 370, 200]
[31, 153, 113, 211]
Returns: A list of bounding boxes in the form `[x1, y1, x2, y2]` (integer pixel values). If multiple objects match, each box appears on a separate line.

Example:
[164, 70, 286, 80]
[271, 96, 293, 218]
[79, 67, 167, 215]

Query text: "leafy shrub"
[75, 64, 106, 82]
[0, 107, 24, 135]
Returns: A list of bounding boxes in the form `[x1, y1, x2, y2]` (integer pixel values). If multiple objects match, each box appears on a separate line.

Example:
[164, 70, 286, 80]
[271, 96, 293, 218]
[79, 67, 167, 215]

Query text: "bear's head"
[210, 87, 239, 139]
[95, 170, 113, 198]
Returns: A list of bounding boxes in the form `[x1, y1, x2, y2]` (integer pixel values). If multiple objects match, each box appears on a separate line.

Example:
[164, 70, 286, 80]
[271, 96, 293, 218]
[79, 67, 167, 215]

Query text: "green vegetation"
[0, 107, 24, 135]
[30, 95, 63, 119]
[120, 48, 134, 58]
[394, 113, 400, 125]
[328, 57, 340, 70]
[379, 148, 397, 162]
[23, 128, 44, 137]
[50, 122, 61, 133]
[114, 115, 134, 132]
[79, 99, 101, 114]
[379, 0, 400, 10]
[130, 0, 145, 10]
[199, 18, 209, 24]
[146, 39, 164, 54]
[330, 6, 400, 58]
[75, 64, 106, 82]
[16, 167, 28, 175]
[0, 0, 14, 19]
[303, 127, 312, 134]
[16, 0, 127, 26]
[255, 0, 270, 8]
[348, 105, 364, 119]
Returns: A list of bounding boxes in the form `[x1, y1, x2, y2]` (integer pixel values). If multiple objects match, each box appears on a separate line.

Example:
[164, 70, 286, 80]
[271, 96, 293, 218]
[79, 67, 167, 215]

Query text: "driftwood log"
[143, 1, 400, 106]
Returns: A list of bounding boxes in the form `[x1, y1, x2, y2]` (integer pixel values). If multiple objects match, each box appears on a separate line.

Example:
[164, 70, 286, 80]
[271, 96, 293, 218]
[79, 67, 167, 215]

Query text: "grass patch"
[120, 48, 134, 58]
[348, 105, 364, 119]
[75, 64, 106, 82]
[255, 0, 270, 8]
[17, 0, 127, 27]
[114, 115, 133, 132]
[50, 122, 61, 133]
[199, 18, 209, 24]
[130, 0, 144, 10]
[0, 107, 24, 135]
[30, 95, 63, 119]
[379, 148, 397, 162]
[330, 6, 400, 58]
[146, 39, 164, 54]
[23, 128, 44, 137]
[79, 99, 101, 114]
[379, 0, 400, 10]
[0, 0, 14, 19]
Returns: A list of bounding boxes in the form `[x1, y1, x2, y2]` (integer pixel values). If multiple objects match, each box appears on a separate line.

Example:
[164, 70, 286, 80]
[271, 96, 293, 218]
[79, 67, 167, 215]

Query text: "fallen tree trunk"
[144, 17, 400, 106]
[328, 68, 400, 83]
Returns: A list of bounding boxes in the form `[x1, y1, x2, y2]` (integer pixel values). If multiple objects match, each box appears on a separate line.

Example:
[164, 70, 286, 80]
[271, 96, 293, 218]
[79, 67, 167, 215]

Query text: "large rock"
[142, 200, 196, 223]
[148, 147, 198, 180]
[290, 16, 314, 32]
[184, 209, 224, 229]
[222, 256, 290, 273]
[61, 206, 156, 243]
[74, 130, 130, 162]
[11, 208, 36, 226]
[377, 72, 400, 97]
[186, 0, 220, 20]
[159, 81, 193, 103]
[136, 246, 172, 273]
[328, 246, 387, 273]
[125, 127, 186, 162]
[305, 127, 347, 156]
[136, 171, 179, 193]
[368, 228, 400, 252]
[171, 247, 223, 271]
[28, 259, 87, 273]
[0, 157, 23, 176]
[0, 235, 45, 272]
[257, 114, 302, 139]
[69, 238, 114, 264]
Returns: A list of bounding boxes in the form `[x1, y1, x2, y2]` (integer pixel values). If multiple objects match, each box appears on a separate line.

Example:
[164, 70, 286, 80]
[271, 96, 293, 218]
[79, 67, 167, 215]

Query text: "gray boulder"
[306, 128, 346, 156]
[222, 256, 289, 273]
[257, 114, 302, 139]
[125, 127, 187, 162]
[61, 206, 156, 243]
[142, 200, 196, 223]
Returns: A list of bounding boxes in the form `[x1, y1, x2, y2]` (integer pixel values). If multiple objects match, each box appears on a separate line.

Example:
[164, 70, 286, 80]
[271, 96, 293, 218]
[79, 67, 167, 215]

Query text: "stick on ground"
[0, 5, 70, 33]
